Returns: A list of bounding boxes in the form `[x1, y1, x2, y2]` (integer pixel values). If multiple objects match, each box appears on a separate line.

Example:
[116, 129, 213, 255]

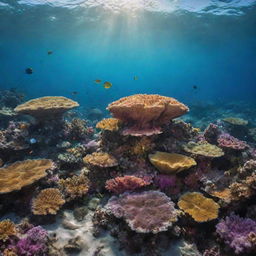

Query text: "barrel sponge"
[0, 159, 54, 194]
[83, 152, 118, 168]
[14, 96, 79, 119]
[106, 190, 178, 233]
[96, 118, 121, 131]
[107, 94, 189, 136]
[149, 152, 196, 174]
[32, 188, 65, 215]
[178, 192, 220, 222]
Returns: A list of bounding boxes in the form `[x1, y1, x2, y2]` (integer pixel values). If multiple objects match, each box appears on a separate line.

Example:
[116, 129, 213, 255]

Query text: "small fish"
[192, 85, 198, 90]
[71, 91, 78, 95]
[47, 50, 53, 55]
[134, 76, 138, 80]
[25, 68, 33, 74]
[94, 79, 101, 84]
[103, 81, 112, 89]
[29, 138, 37, 144]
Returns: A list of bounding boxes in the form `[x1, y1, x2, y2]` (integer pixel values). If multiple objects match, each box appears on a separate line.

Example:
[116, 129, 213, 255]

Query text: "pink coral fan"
[106, 190, 178, 233]
[217, 133, 248, 150]
[105, 176, 150, 194]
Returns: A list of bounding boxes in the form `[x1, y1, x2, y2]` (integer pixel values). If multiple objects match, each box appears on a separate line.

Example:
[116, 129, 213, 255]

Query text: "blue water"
[0, 0, 256, 110]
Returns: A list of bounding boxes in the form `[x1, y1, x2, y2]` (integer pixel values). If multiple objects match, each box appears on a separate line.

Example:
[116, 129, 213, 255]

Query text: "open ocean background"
[0, 0, 256, 111]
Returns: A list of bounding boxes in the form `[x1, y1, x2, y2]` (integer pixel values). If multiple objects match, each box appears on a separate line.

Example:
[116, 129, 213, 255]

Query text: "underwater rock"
[88, 197, 100, 211]
[62, 219, 81, 230]
[73, 206, 88, 221]
[64, 236, 85, 254]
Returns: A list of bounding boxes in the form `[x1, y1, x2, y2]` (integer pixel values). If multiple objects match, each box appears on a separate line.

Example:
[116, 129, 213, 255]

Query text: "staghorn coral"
[96, 118, 121, 131]
[0, 220, 16, 242]
[32, 188, 65, 215]
[223, 117, 248, 126]
[183, 141, 224, 158]
[58, 174, 90, 201]
[14, 96, 79, 120]
[106, 190, 178, 233]
[107, 94, 189, 136]
[149, 151, 196, 174]
[178, 192, 220, 222]
[83, 152, 118, 168]
[217, 133, 248, 150]
[216, 213, 256, 254]
[0, 159, 54, 194]
[105, 176, 150, 194]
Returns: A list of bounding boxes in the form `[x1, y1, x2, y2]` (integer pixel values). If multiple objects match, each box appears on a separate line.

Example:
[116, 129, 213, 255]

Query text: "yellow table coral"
[149, 152, 196, 174]
[178, 192, 220, 222]
[96, 118, 121, 131]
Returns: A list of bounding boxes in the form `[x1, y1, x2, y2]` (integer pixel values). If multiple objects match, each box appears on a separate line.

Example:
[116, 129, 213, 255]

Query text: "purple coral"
[106, 190, 178, 234]
[217, 133, 248, 150]
[154, 174, 181, 194]
[216, 213, 256, 254]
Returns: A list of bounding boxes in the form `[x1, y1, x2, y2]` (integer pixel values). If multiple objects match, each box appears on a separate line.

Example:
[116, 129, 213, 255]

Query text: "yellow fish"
[94, 79, 101, 84]
[103, 81, 112, 89]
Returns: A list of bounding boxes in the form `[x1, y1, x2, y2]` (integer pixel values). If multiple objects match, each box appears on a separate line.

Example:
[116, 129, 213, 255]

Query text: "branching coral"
[217, 133, 248, 150]
[178, 192, 220, 222]
[0, 220, 16, 242]
[149, 151, 196, 174]
[58, 174, 90, 201]
[32, 188, 65, 215]
[216, 213, 256, 254]
[96, 118, 121, 131]
[107, 94, 189, 136]
[106, 190, 178, 233]
[105, 176, 150, 194]
[183, 142, 224, 158]
[0, 159, 54, 194]
[83, 152, 118, 168]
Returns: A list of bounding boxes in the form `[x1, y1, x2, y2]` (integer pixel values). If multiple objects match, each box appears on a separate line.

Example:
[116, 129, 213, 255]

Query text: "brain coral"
[107, 94, 189, 136]
[105, 176, 150, 194]
[106, 190, 178, 233]
[14, 96, 79, 120]
[149, 152, 196, 174]
[178, 192, 220, 222]
[96, 118, 121, 131]
[32, 188, 65, 215]
[0, 219, 16, 242]
[83, 152, 118, 168]
[0, 159, 54, 194]
[183, 142, 224, 158]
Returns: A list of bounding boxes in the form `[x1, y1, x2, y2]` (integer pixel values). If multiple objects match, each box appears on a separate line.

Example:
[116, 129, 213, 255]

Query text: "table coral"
[0, 159, 54, 194]
[96, 118, 121, 131]
[178, 192, 220, 222]
[107, 94, 189, 136]
[216, 213, 256, 254]
[217, 133, 248, 150]
[105, 176, 150, 194]
[0, 220, 16, 242]
[106, 190, 178, 233]
[83, 152, 118, 168]
[149, 151, 196, 174]
[183, 142, 224, 158]
[32, 188, 65, 215]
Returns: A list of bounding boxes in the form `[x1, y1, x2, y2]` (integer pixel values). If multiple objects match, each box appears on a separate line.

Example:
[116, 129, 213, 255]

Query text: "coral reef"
[223, 117, 248, 126]
[83, 152, 118, 168]
[107, 94, 189, 136]
[96, 118, 121, 131]
[32, 188, 65, 215]
[106, 190, 178, 233]
[0, 220, 16, 242]
[217, 133, 248, 150]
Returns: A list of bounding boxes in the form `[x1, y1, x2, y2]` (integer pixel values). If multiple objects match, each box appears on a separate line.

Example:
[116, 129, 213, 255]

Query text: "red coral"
[105, 176, 150, 194]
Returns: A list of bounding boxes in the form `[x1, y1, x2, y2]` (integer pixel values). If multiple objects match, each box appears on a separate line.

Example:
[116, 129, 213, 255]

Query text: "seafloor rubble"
[0, 91, 255, 256]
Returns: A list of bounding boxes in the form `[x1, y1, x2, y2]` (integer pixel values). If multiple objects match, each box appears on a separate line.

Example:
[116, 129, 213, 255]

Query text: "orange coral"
[83, 152, 118, 168]
[96, 118, 121, 131]
[58, 174, 90, 201]
[149, 152, 196, 174]
[0, 219, 16, 242]
[32, 188, 65, 215]
[178, 192, 220, 222]
[0, 159, 54, 194]
[14, 96, 79, 120]
[208, 188, 232, 203]
[105, 176, 150, 194]
[107, 94, 189, 136]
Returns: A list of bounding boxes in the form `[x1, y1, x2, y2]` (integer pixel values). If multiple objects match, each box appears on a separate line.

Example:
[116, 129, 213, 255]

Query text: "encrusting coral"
[149, 151, 196, 174]
[0, 159, 54, 194]
[32, 188, 65, 215]
[106, 190, 178, 233]
[178, 192, 220, 222]
[107, 94, 189, 136]
[96, 118, 121, 132]
[105, 176, 150, 194]
[83, 152, 118, 168]
[183, 141, 224, 158]
[14, 96, 79, 120]
[58, 174, 90, 201]
[0, 220, 16, 242]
